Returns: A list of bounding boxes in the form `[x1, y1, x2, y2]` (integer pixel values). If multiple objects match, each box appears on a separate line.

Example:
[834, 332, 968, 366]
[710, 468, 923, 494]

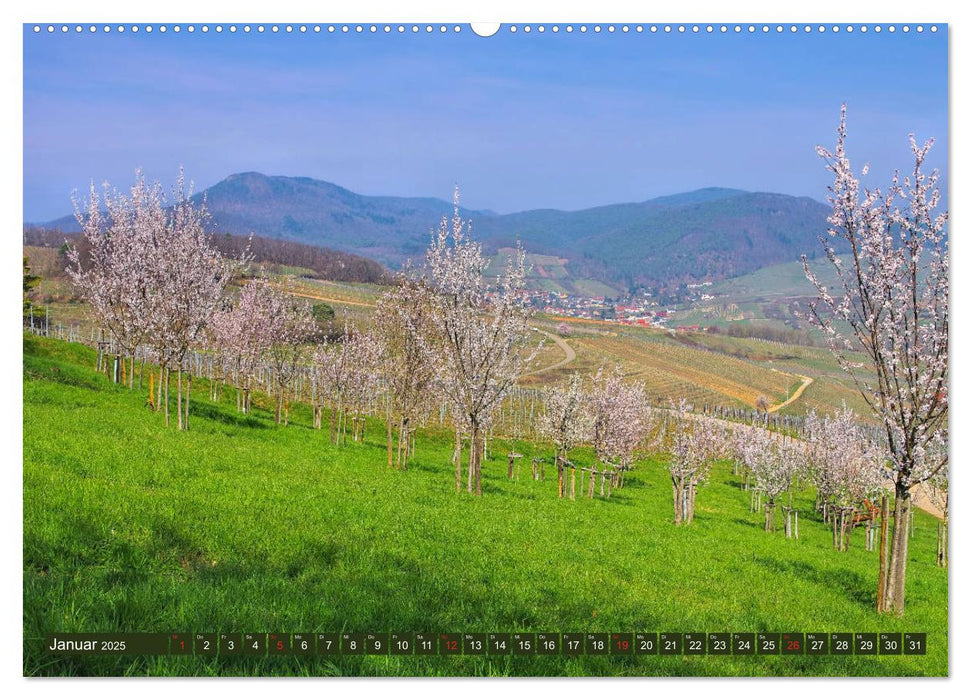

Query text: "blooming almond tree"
[804, 406, 887, 550]
[314, 326, 359, 445]
[803, 107, 948, 614]
[425, 188, 539, 496]
[209, 273, 277, 414]
[537, 372, 591, 496]
[67, 173, 165, 388]
[803, 409, 840, 521]
[538, 372, 590, 462]
[151, 171, 238, 430]
[261, 279, 316, 426]
[341, 330, 383, 443]
[374, 278, 439, 470]
[739, 425, 805, 533]
[661, 400, 725, 525]
[588, 365, 650, 476]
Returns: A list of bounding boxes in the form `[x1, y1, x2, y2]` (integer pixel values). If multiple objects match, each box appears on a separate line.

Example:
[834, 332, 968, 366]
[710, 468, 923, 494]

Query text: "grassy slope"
[23, 335, 947, 677]
[707, 259, 840, 302]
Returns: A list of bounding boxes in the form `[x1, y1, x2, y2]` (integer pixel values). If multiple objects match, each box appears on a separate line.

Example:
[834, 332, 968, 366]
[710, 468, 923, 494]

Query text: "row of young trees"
[66, 106, 947, 617]
[536, 368, 922, 541]
[68, 171, 237, 429]
[68, 179, 538, 494]
[67, 169, 947, 542]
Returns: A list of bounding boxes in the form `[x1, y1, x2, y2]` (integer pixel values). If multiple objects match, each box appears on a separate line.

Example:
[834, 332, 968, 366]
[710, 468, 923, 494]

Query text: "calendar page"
[20, 14, 949, 681]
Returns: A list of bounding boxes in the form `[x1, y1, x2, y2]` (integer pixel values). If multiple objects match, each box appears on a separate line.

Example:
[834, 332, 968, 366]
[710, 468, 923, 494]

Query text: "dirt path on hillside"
[524, 330, 577, 376]
[285, 286, 578, 376]
[275, 286, 943, 520]
[286, 288, 378, 308]
[767, 369, 813, 414]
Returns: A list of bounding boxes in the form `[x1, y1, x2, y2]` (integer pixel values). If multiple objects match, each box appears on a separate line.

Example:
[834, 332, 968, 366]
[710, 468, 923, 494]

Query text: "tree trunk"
[454, 428, 462, 492]
[386, 411, 394, 468]
[877, 494, 890, 612]
[937, 518, 947, 568]
[176, 366, 183, 430]
[397, 419, 408, 469]
[164, 367, 170, 427]
[471, 421, 483, 496]
[184, 372, 191, 430]
[672, 479, 684, 525]
[467, 426, 475, 494]
[883, 484, 913, 615]
[845, 508, 854, 551]
[570, 466, 576, 500]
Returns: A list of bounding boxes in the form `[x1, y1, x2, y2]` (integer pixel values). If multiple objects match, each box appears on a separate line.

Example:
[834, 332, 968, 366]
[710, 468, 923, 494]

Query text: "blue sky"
[23, 24, 948, 221]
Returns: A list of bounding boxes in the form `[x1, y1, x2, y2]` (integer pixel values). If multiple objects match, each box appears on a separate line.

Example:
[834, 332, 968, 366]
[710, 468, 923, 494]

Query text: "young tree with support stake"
[425, 188, 539, 496]
[374, 278, 439, 470]
[661, 400, 724, 525]
[738, 425, 805, 534]
[67, 173, 162, 390]
[152, 171, 238, 430]
[537, 372, 591, 498]
[803, 107, 948, 615]
[588, 365, 649, 495]
[209, 273, 276, 415]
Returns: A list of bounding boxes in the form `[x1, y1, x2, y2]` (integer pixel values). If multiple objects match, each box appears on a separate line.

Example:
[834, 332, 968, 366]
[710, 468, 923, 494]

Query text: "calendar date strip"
[40, 631, 928, 656]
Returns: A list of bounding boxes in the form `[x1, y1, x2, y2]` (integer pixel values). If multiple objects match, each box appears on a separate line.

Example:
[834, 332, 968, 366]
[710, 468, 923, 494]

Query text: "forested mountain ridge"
[38, 173, 835, 291]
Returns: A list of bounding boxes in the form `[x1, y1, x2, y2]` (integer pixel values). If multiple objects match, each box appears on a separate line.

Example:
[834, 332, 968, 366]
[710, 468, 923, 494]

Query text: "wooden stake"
[877, 495, 890, 612]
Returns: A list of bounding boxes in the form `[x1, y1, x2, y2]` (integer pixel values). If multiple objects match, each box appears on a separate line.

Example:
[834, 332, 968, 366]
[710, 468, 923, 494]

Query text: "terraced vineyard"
[571, 333, 795, 409]
[25, 243, 879, 420]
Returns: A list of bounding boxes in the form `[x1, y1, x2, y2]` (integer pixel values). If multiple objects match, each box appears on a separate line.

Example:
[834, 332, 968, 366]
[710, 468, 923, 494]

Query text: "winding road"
[767, 370, 814, 414]
[526, 330, 577, 376]
[265, 283, 944, 519]
[284, 285, 579, 377]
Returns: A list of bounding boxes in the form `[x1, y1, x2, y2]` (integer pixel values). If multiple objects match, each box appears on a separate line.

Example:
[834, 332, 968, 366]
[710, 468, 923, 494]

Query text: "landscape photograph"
[21, 21, 948, 677]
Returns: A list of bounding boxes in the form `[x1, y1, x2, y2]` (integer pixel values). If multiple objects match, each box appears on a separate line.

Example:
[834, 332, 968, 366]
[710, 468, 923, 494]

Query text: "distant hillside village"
[518, 283, 719, 331]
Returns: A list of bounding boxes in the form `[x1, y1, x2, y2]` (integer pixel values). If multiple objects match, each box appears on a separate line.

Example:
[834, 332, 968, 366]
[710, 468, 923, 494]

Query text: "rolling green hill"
[23, 334, 947, 677]
[41, 174, 836, 292]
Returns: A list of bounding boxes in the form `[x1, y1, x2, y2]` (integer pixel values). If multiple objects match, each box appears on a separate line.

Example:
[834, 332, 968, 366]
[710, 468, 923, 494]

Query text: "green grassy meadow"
[22, 334, 947, 677]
